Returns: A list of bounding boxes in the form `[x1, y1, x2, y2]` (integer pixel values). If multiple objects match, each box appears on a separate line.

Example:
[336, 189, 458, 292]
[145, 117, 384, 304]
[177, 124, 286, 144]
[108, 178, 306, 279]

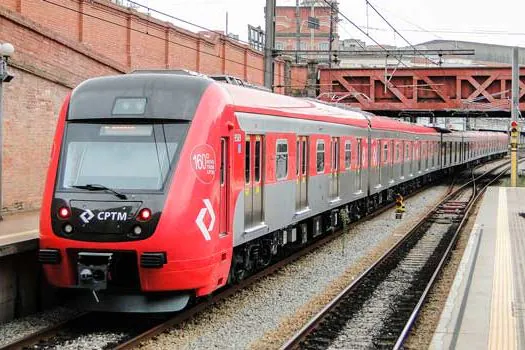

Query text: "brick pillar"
[307, 59, 319, 98]
[283, 56, 292, 96]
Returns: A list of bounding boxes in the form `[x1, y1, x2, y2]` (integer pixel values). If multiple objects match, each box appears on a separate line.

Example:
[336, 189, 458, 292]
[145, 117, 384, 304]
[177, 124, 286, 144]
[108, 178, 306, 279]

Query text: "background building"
[275, 0, 339, 62]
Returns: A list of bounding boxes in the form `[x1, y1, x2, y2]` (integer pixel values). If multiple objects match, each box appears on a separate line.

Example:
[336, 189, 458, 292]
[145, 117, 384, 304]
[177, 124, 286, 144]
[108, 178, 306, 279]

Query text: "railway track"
[0, 159, 508, 350]
[280, 162, 511, 350]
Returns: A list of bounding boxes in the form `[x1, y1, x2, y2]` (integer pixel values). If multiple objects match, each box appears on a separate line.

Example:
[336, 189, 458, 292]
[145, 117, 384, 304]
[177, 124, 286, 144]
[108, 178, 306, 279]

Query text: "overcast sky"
[137, 0, 525, 48]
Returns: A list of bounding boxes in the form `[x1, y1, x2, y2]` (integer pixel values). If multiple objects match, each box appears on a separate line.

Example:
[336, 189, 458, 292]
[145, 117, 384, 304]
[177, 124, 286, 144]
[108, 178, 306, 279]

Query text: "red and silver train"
[38, 71, 508, 312]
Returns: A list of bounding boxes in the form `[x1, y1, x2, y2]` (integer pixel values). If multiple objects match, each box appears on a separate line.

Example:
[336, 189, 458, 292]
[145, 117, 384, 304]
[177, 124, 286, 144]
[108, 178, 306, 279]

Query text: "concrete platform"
[431, 187, 525, 350]
[0, 211, 41, 323]
[0, 211, 39, 257]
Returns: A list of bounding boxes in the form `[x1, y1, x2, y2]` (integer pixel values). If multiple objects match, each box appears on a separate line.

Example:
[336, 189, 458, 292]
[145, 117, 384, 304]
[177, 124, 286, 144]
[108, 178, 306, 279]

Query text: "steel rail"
[392, 162, 515, 349]
[280, 159, 511, 350]
[114, 162, 466, 349]
[0, 187, 414, 350]
[0, 312, 90, 350]
[0, 159, 507, 350]
[113, 180, 434, 350]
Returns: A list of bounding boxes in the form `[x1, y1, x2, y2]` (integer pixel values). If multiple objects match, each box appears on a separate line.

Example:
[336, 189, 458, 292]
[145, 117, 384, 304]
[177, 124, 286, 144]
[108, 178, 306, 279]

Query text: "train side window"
[396, 142, 401, 161]
[245, 140, 250, 184]
[316, 140, 325, 173]
[376, 140, 381, 165]
[344, 141, 351, 169]
[383, 142, 388, 163]
[405, 142, 410, 160]
[276, 140, 288, 181]
[255, 139, 261, 182]
[302, 140, 307, 175]
[357, 138, 362, 168]
[296, 140, 300, 176]
[220, 139, 226, 185]
[331, 138, 339, 171]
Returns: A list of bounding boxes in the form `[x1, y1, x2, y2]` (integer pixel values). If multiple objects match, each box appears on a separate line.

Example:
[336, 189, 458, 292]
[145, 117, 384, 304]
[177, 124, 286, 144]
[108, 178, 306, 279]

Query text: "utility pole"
[0, 42, 15, 220]
[264, 0, 276, 91]
[225, 12, 228, 37]
[510, 46, 520, 187]
[295, 0, 300, 63]
[328, 1, 334, 69]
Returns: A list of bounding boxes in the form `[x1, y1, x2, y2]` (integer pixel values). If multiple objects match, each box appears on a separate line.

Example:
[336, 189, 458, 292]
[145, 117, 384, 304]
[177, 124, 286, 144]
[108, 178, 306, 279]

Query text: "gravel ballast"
[141, 185, 449, 349]
[0, 307, 81, 347]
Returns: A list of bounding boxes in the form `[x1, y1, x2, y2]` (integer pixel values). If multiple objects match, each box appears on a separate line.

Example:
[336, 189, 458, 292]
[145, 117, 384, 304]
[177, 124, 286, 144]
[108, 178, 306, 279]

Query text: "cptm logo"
[195, 199, 215, 241]
[80, 209, 127, 224]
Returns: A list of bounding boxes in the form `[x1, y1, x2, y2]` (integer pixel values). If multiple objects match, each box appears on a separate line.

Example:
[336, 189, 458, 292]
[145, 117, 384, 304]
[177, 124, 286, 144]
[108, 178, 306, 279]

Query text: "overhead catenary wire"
[125, 0, 255, 48]
[365, 1, 440, 66]
[319, 0, 410, 68]
[41, 0, 306, 89]
[368, 2, 443, 40]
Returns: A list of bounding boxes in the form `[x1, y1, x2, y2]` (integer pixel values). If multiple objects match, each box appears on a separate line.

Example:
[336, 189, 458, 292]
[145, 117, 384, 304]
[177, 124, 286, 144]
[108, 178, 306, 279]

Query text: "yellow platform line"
[488, 187, 517, 350]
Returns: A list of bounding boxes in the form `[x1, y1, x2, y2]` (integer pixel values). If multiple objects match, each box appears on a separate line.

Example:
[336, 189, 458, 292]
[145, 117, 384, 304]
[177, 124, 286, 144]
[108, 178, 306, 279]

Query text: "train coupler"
[76, 252, 113, 302]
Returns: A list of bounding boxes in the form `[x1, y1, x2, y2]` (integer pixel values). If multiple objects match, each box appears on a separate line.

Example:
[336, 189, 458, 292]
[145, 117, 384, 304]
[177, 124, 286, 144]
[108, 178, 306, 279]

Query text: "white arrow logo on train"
[195, 199, 215, 241]
[80, 209, 95, 224]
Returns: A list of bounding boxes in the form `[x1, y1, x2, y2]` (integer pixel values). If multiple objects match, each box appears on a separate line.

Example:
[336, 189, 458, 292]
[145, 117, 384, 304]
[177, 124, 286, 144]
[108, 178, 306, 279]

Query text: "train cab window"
[316, 140, 325, 173]
[245, 140, 251, 184]
[344, 141, 351, 169]
[61, 123, 188, 191]
[276, 140, 288, 180]
[255, 139, 261, 182]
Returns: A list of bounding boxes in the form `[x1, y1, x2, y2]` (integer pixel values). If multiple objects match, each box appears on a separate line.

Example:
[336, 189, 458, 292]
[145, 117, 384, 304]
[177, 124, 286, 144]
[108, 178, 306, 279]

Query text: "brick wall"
[0, 1, 284, 213]
[3, 0, 283, 85]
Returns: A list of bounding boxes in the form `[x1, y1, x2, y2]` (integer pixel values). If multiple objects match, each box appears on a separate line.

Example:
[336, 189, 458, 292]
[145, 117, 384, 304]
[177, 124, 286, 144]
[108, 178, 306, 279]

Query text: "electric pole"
[264, 0, 276, 91]
[510, 47, 520, 187]
[295, 0, 300, 63]
[328, 1, 334, 69]
[0, 42, 15, 220]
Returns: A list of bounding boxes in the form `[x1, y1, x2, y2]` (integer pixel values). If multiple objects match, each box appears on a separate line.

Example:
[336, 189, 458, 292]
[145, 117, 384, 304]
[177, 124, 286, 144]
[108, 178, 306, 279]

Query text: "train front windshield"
[58, 122, 189, 191]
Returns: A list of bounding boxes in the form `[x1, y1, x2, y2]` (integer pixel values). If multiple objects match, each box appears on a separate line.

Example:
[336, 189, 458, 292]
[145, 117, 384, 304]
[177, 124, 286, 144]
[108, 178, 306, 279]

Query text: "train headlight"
[137, 208, 152, 221]
[63, 223, 74, 234]
[132, 225, 142, 236]
[58, 206, 71, 219]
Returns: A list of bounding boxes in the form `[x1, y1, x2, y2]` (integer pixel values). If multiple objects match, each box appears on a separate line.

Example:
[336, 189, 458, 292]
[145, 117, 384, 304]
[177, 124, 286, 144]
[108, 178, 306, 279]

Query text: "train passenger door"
[442, 141, 447, 166]
[409, 142, 414, 175]
[295, 136, 308, 211]
[219, 138, 229, 236]
[401, 141, 405, 177]
[377, 140, 382, 185]
[356, 138, 363, 193]
[330, 137, 340, 199]
[244, 135, 264, 229]
[418, 141, 422, 172]
[389, 140, 394, 181]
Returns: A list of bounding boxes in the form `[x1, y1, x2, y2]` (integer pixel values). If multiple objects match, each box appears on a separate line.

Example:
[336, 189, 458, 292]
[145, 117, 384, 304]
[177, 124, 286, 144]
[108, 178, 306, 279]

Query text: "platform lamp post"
[0, 42, 15, 220]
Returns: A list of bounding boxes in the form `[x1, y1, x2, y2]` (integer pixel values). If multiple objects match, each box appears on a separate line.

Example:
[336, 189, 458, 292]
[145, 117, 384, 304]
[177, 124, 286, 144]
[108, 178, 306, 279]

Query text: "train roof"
[221, 83, 439, 134]
[69, 72, 445, 136]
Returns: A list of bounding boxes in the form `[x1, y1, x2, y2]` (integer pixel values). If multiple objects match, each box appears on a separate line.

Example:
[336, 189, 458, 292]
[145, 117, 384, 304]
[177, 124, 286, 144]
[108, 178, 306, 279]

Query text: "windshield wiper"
[72, 184, 128, 200]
